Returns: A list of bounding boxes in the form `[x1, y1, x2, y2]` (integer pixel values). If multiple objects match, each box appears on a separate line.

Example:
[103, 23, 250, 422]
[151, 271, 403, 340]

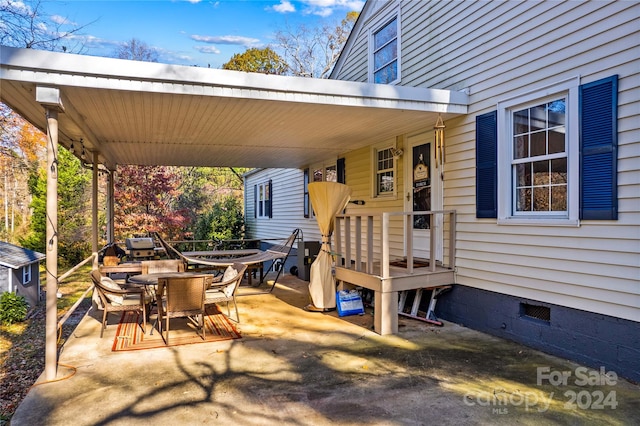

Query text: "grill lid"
[125, 237, 155, 250]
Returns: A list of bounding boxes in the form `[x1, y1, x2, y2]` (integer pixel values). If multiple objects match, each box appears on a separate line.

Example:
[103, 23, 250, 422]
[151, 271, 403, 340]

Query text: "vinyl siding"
[339, 141, 409, 259]
[332, 0, 640, 321]
[244, 169, 323, 244]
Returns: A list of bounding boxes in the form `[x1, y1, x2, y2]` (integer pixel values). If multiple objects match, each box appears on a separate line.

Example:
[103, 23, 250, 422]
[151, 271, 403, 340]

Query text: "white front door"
[405, 132, 443, 261]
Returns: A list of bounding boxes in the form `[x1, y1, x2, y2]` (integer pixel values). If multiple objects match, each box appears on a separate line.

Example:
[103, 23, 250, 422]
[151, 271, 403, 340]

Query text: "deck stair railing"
[334, 210, 457, 278]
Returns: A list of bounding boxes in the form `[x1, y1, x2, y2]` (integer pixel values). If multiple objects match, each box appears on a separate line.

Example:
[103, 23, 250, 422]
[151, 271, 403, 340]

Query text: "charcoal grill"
[125, 237, 156, 260]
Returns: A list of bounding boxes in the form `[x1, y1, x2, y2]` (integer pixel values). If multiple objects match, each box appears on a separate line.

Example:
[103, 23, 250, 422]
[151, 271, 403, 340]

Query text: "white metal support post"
[44, 108, 59, 381]
[92, 152, 99, 268]
[37, 86, 65, 381]
[106, 171, 115, 243]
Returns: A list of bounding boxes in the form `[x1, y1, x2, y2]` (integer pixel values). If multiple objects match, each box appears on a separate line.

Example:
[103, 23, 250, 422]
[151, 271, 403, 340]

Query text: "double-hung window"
[371, 16, 399, 84]
[512, 98, 568, 215]
[22, 265, 31, 284]
[477, 75, 618, 224]
[255, 180, 272, 218]
[373, 145, 396, 197]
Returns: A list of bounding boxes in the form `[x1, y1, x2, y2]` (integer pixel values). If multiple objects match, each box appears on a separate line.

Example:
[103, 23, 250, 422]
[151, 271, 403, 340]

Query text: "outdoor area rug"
[112, 305, 241, 351]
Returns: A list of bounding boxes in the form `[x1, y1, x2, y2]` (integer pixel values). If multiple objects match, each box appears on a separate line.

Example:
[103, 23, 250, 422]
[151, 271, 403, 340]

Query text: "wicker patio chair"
[90, 269, 147, 338]
[204, 262, 247, 323]
[140, 259, 185, 274]
[156, 275, 209, 344]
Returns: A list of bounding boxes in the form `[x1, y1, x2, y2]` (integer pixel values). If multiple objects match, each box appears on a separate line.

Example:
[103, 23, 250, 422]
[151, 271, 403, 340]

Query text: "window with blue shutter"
[303, 168, 310, 218]
[253, 185, 257, 218]
[267, 180, 273, 218]
[480, 75, 618, 222]
[580, 75, 618, 220]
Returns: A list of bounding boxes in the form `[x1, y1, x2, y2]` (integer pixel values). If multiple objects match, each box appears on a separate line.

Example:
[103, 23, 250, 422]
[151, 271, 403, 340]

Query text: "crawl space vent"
[521, 303, 551, 322]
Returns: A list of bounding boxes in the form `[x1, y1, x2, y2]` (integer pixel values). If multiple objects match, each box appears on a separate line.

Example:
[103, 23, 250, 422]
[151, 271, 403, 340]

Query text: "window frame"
[497, 77, 580, 226]
[310, 161, 338, 183]
[369, 13, 400, 85]
[22, 265, 31, 284]
[255, 180, 272, 219]
[371, 141, 398, 198]
[305, 160, 339, 218]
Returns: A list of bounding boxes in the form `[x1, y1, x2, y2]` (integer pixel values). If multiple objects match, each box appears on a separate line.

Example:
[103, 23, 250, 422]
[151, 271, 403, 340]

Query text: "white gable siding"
[335, 0, 400, 83]
[333, 0, 640, 321]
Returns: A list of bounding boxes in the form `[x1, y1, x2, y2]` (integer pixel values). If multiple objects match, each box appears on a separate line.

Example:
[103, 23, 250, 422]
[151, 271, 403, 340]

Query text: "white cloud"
[50, 14, 77, 26]
[194, 45, 221, 54]
[2, 1, 31, 14]
[190, 34, 261, 48]
[272, 0, 295, 13]
[299, 0, 364, 17]
[62, 33, 119, 50]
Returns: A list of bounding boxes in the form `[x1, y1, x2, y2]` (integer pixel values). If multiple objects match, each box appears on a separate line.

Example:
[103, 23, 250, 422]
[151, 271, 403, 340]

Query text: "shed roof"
[0, 46, 468, 170]
[0, 241, 45, 269]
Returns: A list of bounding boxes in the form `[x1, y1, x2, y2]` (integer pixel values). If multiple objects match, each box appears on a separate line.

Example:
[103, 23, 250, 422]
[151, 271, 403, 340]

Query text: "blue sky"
[44, 0, 365, 68]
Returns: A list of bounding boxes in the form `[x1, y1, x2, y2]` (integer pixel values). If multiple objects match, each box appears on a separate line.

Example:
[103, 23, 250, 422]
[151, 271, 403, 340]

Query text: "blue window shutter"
[267, 179, 273, 218]
[253, 185, 257, 218]
[476, 111, 498, 218]
[303, 168, 310, 218]
[580, 75, 618, 220]
[337, 158, 346, 184]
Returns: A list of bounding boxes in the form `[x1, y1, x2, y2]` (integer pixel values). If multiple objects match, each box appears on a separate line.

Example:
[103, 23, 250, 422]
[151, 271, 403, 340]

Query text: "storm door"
[405, 132, 443, 262]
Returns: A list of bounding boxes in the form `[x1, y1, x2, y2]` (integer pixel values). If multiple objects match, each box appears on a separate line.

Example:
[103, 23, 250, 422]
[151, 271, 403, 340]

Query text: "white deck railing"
[334, 210, 457, 278]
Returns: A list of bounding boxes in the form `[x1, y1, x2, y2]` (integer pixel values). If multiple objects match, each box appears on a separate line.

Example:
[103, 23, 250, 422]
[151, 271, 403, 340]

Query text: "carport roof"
[0, 46, 468, 169]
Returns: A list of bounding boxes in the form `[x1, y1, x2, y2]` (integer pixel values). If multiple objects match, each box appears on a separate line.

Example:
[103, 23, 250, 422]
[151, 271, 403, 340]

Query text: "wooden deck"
[336, 263, 455, 335]
[334, 210, 457, 335]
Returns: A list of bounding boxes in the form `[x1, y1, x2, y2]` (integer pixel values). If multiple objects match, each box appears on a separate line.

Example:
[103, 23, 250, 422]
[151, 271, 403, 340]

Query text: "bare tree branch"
[0, 0, 94, 52]
[274, 12, 358, 78]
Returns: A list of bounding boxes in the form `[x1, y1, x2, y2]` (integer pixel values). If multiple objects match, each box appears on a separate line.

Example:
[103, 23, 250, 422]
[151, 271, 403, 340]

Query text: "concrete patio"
[11, 273, 640, 425]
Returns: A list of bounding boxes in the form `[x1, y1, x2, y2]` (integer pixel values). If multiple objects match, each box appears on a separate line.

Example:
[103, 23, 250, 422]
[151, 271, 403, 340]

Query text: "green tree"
[193, 195, 244, 243]
[1, 0, 91, 248]
[20, 148, 91, 266]
[176, 167, 249, 240]
[223, 47, 288, 74]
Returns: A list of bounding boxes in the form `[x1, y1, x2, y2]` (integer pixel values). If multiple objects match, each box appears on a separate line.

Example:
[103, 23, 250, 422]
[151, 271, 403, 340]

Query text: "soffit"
[0, 46, 468, 169]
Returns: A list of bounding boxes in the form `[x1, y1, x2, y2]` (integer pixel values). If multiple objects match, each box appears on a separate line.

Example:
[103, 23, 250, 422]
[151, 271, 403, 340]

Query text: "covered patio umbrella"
[306, 182, 352, 311]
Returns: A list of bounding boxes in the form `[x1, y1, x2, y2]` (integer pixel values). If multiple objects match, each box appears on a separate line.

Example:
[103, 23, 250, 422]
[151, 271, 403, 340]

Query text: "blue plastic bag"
[336, 290, 365, 317]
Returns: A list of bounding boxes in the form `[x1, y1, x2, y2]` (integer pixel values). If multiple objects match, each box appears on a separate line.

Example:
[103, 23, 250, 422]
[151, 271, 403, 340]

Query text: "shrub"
[0, 292, 28, 325]
[194, 195, 245, 244]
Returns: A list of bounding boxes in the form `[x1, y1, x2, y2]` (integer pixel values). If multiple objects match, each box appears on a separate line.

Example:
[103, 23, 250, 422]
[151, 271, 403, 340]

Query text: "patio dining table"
[128, 271, 223, 334]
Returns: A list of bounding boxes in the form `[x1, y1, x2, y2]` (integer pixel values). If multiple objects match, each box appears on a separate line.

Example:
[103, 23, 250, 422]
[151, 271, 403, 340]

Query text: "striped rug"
[112, 305, 241, 351]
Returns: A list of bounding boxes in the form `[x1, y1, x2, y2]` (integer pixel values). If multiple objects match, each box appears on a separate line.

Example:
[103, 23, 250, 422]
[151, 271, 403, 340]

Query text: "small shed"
[0, 241, 45, 308]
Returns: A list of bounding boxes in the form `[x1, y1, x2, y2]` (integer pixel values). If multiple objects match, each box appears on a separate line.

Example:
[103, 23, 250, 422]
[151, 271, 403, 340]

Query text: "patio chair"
[156, 275, 209, 344]
[204, 262, 247, 323]
[139, 259, 185, 302]
[90, 269, 147, 338]
[140, 259, 185, 274]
